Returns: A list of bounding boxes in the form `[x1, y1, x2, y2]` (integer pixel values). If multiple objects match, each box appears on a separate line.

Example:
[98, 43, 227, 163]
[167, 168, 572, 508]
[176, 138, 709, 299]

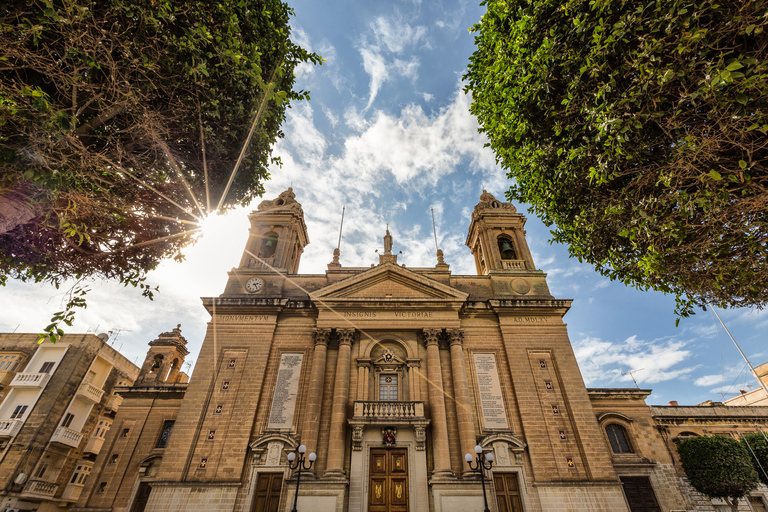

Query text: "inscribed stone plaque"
[267, 353, 304, 430]
[473, 353, 509, 429]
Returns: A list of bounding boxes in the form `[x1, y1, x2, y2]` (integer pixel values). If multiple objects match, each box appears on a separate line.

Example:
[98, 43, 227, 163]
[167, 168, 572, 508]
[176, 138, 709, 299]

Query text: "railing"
[76, 382, 105, 403]
[0, 419, 23, 438]
[501, 260, 525, 270]
[50, 426, 83, 449]
[21, 479, 58, 499]
[353, 401, 425, 420]
[10, 372, 50, 388]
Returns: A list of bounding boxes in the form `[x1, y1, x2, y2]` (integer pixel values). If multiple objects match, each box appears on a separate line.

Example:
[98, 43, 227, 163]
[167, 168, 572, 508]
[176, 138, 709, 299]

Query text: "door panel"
[494, 473, 523, 512]
[620, 476, 661, 512]
[252, 473, 283, 512]
[369, 448, 408, 512]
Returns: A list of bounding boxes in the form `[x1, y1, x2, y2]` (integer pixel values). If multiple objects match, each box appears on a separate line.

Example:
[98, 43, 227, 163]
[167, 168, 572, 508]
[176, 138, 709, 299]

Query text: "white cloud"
[573, 335, 696, 387]
[369, 16, 427, 54]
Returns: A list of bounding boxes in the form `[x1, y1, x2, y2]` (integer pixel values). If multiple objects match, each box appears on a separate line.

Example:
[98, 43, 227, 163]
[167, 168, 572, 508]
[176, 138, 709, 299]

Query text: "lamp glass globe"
[485, 452, 494, 462]
[298, 445, 307, 454]
[287, 452, 296, 462]
[474, 445, 483, 454]
[465, 453, 473, 462]
[308, 453, 317, 462]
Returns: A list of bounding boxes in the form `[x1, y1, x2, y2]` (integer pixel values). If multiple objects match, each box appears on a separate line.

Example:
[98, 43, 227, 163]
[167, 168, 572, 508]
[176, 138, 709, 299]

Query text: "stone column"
[356, 359, 370, 401]
[447, 328, 478, 475]
[325, 328, 355, 478]
[407, 359, 421, 401]
[424, 328, 454, 478]
[302, 328, 330, 460]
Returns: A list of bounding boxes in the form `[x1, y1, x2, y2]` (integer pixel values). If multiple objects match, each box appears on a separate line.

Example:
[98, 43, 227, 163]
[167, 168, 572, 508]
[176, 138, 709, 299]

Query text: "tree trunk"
[730, 496, 740, 512]
[0, 190, 38, 235]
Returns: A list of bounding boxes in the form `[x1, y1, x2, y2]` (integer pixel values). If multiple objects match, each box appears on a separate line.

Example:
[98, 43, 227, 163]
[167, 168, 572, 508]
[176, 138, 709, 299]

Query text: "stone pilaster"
[447, 328, 477, 475]
[424, 328, 454, 479]
[302, 328, 330, 460]
[324, 328, 355, 478]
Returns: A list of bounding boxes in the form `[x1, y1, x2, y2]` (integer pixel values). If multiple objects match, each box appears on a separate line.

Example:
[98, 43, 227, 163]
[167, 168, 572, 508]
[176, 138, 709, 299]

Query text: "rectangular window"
[214, 405, 223, 415]
[39, 361, 55, 373]
[62, 413, 75, 428]
[379, 374, 398, 401]
[156, 420, 175, 449]
[10, 405, 28, 419]
[97, 482, 107, 494]
[121, 428, 130, 438]
[110, 454, 119, 464]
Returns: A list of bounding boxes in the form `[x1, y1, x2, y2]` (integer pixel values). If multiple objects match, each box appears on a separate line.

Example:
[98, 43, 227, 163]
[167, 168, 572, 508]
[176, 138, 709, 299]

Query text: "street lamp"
[287, 444, 316, 512]
[465, 444, 494, 512]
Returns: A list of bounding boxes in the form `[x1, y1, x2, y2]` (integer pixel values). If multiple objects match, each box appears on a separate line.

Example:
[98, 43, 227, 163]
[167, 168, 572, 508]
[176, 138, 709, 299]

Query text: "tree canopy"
[465, 0, 768, 316]
[742, 432, 768, 486]
[0, 0, 320, 293]
[677, 435, 758, 512]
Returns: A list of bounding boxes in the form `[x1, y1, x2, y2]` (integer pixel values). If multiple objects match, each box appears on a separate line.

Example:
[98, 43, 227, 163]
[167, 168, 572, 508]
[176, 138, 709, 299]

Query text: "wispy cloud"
[573, 335, 697, 387]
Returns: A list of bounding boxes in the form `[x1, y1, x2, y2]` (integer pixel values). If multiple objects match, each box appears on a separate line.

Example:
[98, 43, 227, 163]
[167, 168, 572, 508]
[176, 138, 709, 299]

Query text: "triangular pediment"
[313, 263, 468, 302]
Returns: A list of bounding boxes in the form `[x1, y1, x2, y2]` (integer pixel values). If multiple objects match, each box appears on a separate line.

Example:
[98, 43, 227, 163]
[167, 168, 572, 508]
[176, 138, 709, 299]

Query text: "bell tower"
[465, 190, 537, 275]
[237, 188, 310, 274]
[136, 325, 190, 385]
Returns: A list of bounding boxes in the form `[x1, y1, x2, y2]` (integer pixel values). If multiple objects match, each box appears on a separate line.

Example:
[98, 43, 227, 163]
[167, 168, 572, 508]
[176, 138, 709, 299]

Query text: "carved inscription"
[473, 353, 509, 429]
[512, 316, 548, 324]
[215, 315, 272, 323]
[341, 311, 435, 319]
[267, 353, 304, 430]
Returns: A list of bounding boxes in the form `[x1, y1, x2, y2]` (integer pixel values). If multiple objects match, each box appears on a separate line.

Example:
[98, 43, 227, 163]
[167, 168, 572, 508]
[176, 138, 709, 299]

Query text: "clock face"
[245, 278, 264, 293]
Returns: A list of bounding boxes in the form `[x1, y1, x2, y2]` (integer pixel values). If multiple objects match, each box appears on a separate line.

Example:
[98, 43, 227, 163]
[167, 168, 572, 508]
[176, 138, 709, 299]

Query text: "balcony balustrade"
[0, 419, 23, 438]
[21, 479, 58, 500]
[76, 382, 105, 404]
[353, 401, 425, 420]
[105, 394, 123, 412]
[9, 372, 50, 388]
[50, 426, 83, 449]
[500, 260, 525, 270]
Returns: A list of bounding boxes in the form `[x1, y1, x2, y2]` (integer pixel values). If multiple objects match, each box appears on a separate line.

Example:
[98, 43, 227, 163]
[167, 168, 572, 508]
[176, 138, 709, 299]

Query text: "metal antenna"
[709, 303, 768, 397]
[621, 368, 644, 389]
[337, 206, 345, 250]
[431, 208, 439, 253]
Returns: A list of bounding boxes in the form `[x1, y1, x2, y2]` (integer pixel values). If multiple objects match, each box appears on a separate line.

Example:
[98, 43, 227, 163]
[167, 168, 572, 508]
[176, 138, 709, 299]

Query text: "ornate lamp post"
[465, 444, 494, 512]
[287, 444, 316, 512]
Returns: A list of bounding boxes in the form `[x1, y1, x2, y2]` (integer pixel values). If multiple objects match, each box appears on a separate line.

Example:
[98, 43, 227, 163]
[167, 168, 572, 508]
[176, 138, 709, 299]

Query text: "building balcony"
[21, 479, 59, 500]
[352, 401, 426, 421]
[60, 482, 84, 502]
[83, 435, 105, 456]
[0, 418, 23, 438]
[0, 369, 17, 388]
[349, 401, 430, 451]
[50, 426, 83, 449]
[9, 372, 51, 388]
[105, 394, 123, 412]
[76, 382, 105, 404]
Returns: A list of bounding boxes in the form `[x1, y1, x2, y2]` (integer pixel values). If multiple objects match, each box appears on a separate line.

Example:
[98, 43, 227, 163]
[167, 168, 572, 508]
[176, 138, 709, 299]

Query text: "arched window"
[606, 424, 633, 453]
[497, 236, 517, 260]
[259, 231, 279, 258]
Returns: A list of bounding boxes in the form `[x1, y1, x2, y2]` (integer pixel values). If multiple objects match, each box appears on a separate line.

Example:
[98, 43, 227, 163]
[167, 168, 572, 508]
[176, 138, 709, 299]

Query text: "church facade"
[73, 190, 768, 512]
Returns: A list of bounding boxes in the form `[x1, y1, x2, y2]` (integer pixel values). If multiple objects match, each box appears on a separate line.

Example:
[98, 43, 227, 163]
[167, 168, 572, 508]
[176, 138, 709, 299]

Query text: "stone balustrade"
[22, 479, 58, 500]
[0, 419, 23, 438]
[352, 401, 425, 420]
[10, 372, 50, 388]
[501, 260, 525, 270]
[76, 382, 105, 403]
[50, 426, 84, 449]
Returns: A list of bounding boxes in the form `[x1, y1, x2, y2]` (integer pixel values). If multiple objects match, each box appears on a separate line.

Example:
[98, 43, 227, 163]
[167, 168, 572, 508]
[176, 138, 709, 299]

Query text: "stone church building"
[71, 190, 768, 512]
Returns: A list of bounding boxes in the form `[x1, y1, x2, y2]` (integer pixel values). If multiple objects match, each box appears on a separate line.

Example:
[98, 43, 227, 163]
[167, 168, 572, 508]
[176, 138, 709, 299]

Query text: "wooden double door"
[493, 473, 524, 512]
[369, 448, 408, 512]
[251, 473, 284, 512]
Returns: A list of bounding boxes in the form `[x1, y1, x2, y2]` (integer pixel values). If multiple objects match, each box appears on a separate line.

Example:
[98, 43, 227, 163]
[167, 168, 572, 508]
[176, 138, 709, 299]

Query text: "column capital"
[357, 358, 371, 369]
[446, 328, 464, 347]
[423, 328, 442, 347]
[314, 328, 332, 346]
[336, 328, 355, 346]
[406, 358, 421, 368]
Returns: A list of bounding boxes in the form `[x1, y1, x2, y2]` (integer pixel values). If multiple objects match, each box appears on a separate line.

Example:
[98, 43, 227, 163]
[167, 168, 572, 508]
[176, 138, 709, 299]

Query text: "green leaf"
[708, 170, 722, 180]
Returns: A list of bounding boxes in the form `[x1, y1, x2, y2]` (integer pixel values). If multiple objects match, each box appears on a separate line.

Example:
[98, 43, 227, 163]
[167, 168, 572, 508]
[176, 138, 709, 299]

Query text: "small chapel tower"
[136, 325, 190, 385]
[237, 188, 309, 274]
[465, 190, 537, 275]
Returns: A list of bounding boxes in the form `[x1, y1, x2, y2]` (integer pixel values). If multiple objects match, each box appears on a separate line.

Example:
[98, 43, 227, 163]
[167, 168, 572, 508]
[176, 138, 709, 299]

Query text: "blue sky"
[2, 0, 766, 405]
